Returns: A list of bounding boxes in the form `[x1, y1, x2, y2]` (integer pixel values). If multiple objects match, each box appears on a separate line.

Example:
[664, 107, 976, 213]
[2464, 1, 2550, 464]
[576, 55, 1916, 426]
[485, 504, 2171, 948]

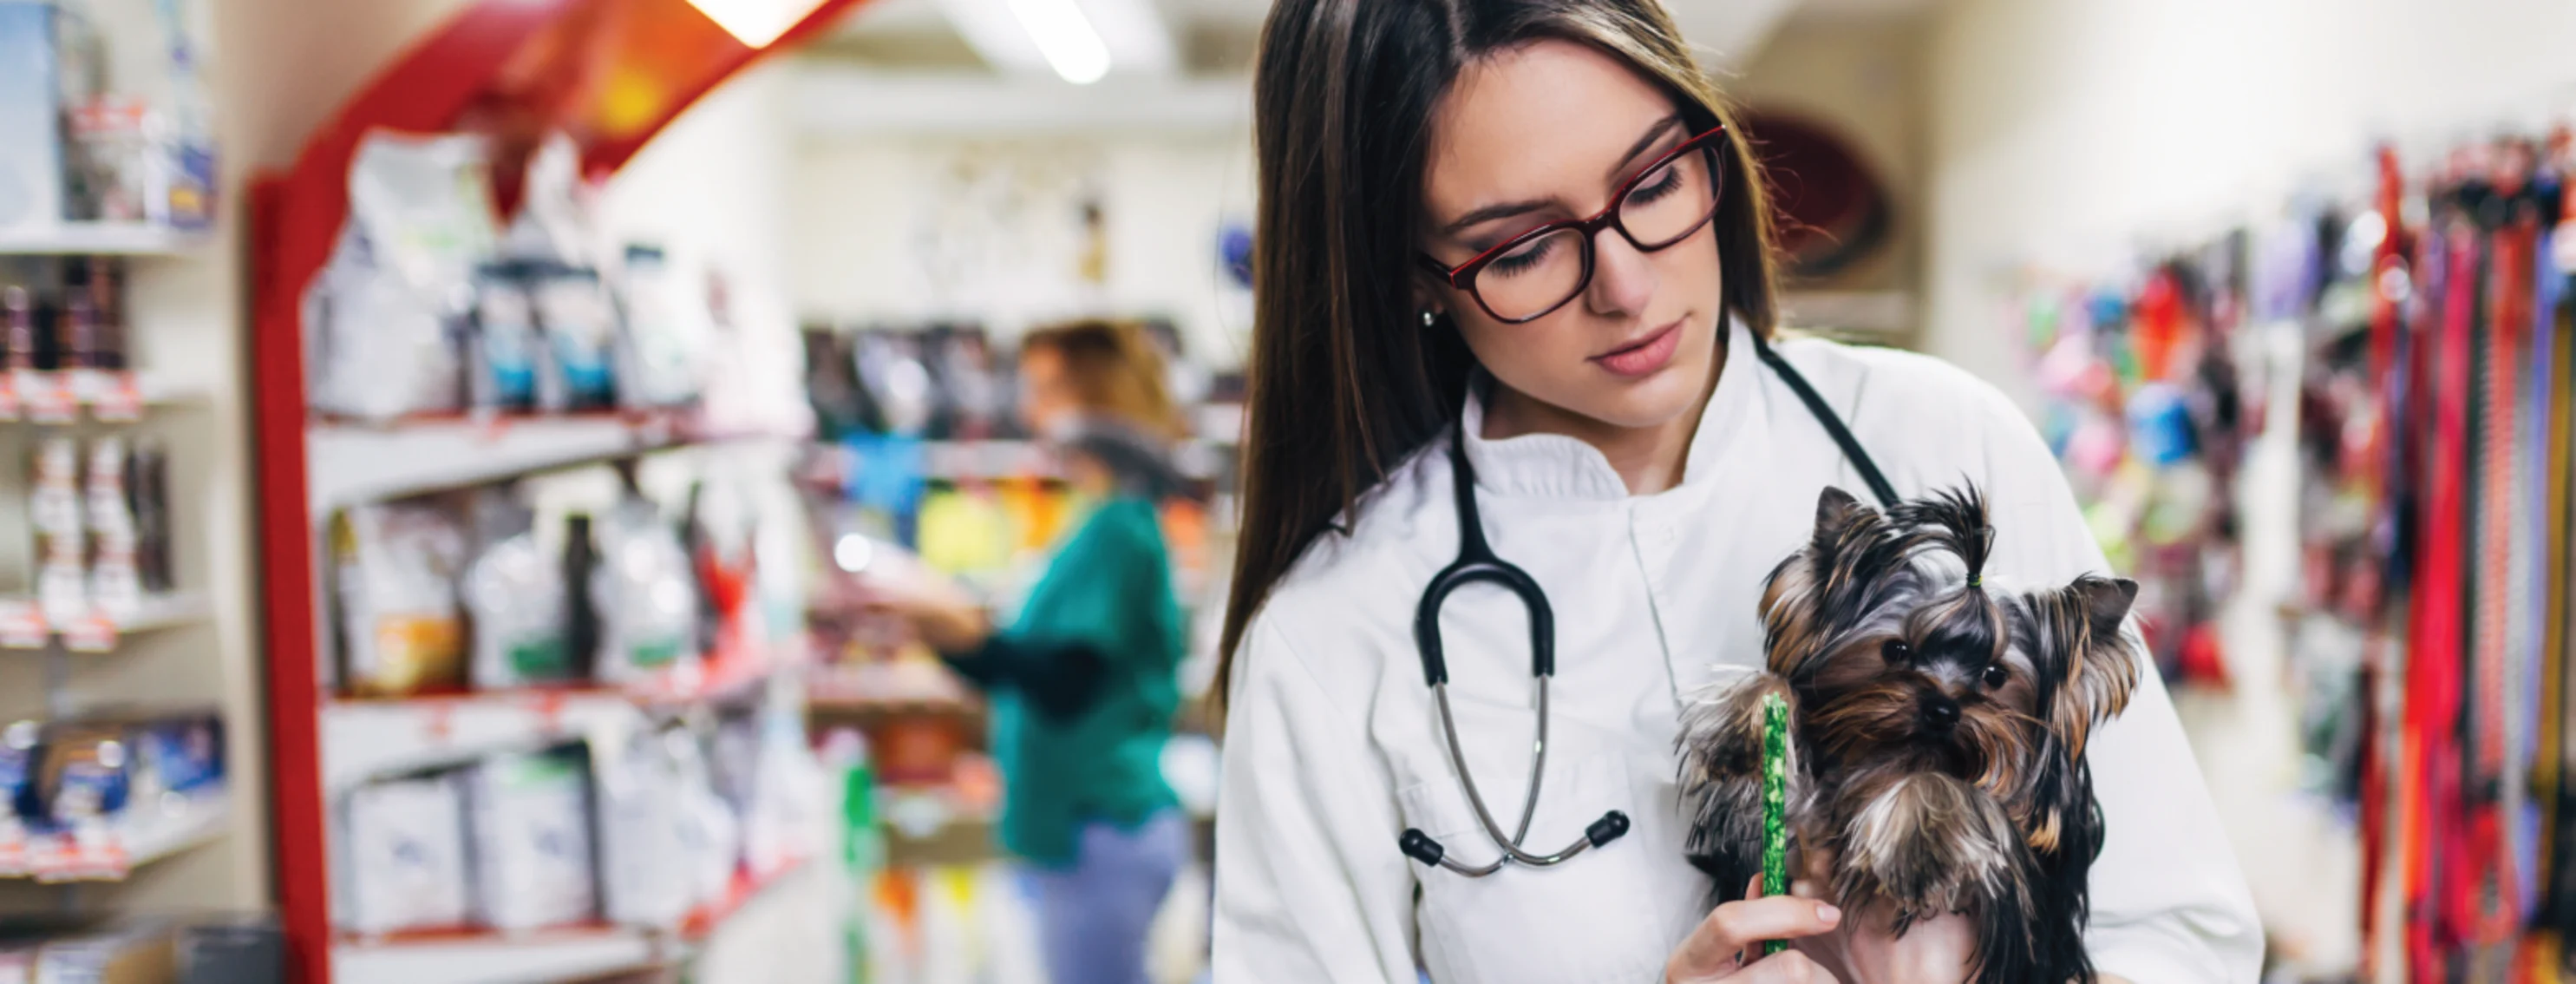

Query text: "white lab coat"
[1212, 319, 2263, 984]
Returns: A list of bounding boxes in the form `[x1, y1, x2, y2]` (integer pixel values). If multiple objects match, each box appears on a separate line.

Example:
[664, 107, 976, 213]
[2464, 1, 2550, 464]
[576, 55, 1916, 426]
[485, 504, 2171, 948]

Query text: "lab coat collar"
[1458, 315, 1764, 502]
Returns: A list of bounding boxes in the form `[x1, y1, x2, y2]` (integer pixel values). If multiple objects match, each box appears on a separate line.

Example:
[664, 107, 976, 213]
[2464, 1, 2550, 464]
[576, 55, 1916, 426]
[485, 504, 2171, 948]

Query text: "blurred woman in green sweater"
[860, 320, 1190, 984]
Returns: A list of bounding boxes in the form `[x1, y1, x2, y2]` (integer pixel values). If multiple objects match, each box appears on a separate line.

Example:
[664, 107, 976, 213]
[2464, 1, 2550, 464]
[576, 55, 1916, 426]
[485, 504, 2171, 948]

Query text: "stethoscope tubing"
[1400, 331, 1888, 878]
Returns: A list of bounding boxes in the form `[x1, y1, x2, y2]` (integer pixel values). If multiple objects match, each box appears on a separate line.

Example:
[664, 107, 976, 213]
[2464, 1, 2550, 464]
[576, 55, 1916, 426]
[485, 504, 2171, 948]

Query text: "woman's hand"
[1664, 876, 1845, 983]
[822, 541, 992, 653]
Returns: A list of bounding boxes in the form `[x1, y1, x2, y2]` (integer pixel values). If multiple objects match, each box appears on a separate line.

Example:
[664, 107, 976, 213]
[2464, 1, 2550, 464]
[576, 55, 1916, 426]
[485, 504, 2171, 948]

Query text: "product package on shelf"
[336, 771, 473, 935]
[331, 501, 470, 696]
[309, 132, 494, 421]
[0, 2, 94, 236]
[589, 495, 702, 688]
[3, 709, 226, 882]
[0, 256, 146, 423]
[464, 750, 598, 932]
[592, 725, 697, 928]
[461, 490, 573, 688]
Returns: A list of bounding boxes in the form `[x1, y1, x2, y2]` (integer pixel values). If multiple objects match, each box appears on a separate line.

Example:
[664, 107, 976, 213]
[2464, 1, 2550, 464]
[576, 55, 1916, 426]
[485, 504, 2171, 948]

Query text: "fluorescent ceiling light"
[1004, 0, 1111, 84]
[687, 0, 830, 48]
[933, 0, 1176, 82]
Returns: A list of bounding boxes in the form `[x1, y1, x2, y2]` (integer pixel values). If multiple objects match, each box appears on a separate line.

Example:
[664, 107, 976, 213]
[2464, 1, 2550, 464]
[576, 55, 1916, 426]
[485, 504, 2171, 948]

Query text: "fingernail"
[1816, 903, 1840, 923]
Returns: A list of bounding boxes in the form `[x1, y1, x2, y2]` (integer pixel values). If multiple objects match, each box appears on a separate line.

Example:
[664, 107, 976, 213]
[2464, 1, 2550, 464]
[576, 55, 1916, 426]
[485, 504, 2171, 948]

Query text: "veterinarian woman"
[1208, 2, 2261, 982]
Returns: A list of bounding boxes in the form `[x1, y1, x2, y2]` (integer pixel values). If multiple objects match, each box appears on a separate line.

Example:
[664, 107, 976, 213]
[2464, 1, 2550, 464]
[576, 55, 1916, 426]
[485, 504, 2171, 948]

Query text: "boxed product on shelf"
[464, 750, 598, 932]
[335, 771, 472, 935]
[0, 719, 35, 875]
[0, 256, 143, 423]
[8, 708, 225, 881]
[330, 501, 470, 696]
[0, 1, 97, 235]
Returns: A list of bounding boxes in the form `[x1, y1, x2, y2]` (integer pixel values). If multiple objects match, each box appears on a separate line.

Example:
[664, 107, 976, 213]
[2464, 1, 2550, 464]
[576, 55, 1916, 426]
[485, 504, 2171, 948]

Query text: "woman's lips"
[1591, 320, 1684, 377]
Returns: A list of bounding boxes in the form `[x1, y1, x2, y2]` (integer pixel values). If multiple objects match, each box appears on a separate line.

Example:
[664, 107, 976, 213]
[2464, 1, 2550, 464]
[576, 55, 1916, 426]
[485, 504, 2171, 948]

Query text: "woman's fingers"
[1664, 876, 1843, 983]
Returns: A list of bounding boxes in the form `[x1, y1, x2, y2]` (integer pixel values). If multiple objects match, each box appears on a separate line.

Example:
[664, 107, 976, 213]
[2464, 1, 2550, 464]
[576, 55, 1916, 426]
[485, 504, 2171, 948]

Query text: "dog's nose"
[1923, 698, 1961, 731]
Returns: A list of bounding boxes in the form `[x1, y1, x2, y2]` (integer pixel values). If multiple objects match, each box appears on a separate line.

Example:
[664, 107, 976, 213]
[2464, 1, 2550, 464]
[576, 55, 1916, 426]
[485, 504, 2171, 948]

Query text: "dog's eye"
[1881, 640, 1912, 664]
[1981, 664, 2010, 689]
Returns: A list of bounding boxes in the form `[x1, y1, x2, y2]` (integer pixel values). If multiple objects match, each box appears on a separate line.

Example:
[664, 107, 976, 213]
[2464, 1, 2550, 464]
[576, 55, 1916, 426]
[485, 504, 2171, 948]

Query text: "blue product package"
[534, 266, 618, 410]
[134, 715, 224, 796]
[0, 3, 70, 233]
[471, 265, 540, 410]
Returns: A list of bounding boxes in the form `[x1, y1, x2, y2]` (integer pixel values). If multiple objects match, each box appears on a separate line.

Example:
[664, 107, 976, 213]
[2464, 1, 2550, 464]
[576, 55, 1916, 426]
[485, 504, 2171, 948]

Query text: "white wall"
[789, 126, 1258, 367]
[1923, 0, 2576, 397]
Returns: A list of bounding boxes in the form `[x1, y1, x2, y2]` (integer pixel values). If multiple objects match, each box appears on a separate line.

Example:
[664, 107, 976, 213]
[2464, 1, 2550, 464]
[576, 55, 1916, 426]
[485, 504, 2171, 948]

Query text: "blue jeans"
[1024, 811, 1187, 984]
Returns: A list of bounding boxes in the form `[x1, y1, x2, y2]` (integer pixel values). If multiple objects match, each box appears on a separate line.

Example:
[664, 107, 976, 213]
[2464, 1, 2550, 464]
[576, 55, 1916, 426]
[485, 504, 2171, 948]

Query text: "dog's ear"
[2017, 574, 2143, 758]
[2081, 577, 2140, 637]
[1813, 485, 1866, 541]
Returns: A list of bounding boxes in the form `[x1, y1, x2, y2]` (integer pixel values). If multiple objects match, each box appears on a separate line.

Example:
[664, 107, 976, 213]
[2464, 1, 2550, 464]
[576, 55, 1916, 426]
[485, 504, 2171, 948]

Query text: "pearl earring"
[1421, 309, 1438, 328]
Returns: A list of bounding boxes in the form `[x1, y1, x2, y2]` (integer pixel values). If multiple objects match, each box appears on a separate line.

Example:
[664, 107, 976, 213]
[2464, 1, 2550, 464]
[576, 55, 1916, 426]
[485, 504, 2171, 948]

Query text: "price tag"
[532, 692, 568, 737]
[31, 827, 129, 882]
[422, 702, 455, 745]
[23, 371, 75, 424]
[0, 600, 47, 650]
[88, 370, 141, 422]
[62, 610, 117, 653]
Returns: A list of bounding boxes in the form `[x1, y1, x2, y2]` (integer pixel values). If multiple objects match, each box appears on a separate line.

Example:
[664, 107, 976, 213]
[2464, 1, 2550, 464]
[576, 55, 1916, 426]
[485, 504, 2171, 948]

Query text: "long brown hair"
[1021, 319, 1187, 440]
[1215, 0, 1784, 706]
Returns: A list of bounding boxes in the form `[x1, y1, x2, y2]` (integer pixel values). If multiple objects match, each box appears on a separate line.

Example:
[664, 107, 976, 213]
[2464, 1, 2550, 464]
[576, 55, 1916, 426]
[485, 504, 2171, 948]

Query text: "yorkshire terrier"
[1677, 486, 2141, 984]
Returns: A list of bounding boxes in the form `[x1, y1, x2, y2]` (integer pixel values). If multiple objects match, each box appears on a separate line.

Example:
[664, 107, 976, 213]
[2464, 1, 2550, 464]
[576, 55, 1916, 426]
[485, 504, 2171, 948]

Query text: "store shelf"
[323, 635, 807, 794]
[330, 928, 660, 984]
[328, 856, 819, 984]
[0, 593, 212, 652]
[4, 790, 231, 882]
[306, 415, 683, 513]
[0, 223, 213, 257]
[322, 691, 642, 796]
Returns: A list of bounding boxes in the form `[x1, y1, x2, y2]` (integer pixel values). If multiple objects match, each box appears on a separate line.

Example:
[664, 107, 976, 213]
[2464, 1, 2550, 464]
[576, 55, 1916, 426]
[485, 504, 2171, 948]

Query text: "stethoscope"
[1396, 331, 1901, 877]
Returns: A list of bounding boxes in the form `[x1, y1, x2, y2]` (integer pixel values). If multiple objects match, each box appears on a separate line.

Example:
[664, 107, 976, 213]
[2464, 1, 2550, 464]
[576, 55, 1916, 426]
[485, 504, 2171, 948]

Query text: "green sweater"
[989, 496, 1185, 865]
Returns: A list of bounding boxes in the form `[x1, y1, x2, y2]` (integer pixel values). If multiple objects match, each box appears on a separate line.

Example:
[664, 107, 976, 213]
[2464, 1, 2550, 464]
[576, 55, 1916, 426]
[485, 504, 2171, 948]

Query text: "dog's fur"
[1677, 486, 2141, 984]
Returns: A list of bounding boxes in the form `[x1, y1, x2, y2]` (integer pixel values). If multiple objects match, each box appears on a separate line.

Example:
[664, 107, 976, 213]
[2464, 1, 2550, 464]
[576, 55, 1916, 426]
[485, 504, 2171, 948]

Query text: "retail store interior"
[2, 0, 2575, 981]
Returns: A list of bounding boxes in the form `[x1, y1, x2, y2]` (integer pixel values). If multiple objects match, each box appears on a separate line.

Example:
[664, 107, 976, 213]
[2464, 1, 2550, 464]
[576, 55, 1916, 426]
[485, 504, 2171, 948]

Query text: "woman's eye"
[1982, 664, 2010, 689]
[1625, 162, 1684, 204]
[1880, 639, 1911, 664]
[1485, 234, 1560, 277]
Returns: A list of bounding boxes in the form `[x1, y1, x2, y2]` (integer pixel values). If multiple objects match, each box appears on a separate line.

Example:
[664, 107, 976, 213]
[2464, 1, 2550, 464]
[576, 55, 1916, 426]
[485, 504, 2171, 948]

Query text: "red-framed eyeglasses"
[1418, 125, 1730, 325]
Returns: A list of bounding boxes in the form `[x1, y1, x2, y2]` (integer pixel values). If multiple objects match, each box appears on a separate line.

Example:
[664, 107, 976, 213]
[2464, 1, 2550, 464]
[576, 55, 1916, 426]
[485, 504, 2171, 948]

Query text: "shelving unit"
[247, 4, 877, 981]
[2, 205, 247, 918]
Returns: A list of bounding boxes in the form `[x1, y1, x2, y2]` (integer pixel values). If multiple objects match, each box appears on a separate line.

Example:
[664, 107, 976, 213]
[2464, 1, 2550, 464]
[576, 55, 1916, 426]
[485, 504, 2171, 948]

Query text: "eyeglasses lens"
[1469, 146, 1723, 322]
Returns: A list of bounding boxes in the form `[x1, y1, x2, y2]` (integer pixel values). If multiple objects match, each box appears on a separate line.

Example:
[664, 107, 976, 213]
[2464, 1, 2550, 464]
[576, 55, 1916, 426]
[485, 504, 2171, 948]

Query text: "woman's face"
[1017, 344, 1077, 435]
[1418, 39, 1725, 430]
